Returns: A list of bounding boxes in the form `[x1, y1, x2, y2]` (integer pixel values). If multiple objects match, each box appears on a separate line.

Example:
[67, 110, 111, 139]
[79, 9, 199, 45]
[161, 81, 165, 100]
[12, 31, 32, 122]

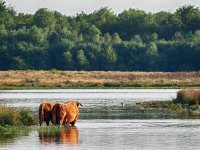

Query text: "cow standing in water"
[52, 101, 82, 126]
[39, 101, 56, 126]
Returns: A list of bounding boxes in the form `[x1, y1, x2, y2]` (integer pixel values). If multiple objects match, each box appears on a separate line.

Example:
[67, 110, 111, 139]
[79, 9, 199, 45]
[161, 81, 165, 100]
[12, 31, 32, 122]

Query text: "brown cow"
[39, 101, 56, 126]
[52, 102, 65, 125]
[52, 101, 82, 126]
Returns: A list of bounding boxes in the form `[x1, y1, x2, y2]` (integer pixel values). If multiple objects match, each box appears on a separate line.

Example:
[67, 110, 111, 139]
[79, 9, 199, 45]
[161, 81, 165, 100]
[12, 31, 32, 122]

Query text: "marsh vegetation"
[0, 104, 36, 144]
[136, 89, 200, 118]
[0, 71, 199, 89]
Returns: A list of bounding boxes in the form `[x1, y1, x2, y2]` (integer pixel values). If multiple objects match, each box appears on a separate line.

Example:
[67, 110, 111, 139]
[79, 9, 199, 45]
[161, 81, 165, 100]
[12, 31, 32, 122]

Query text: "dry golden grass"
[0, 70, 200, 89]
[174, 89, 200, 105]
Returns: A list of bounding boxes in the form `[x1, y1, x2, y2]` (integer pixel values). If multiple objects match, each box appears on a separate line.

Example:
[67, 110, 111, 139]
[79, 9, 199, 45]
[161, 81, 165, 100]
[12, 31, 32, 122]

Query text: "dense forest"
[0, 0, 200, 71]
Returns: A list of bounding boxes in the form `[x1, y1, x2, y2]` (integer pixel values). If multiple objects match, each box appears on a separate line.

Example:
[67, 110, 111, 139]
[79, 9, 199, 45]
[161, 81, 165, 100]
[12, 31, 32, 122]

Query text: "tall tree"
[33, 8, 55, 29]
[88, 25, 101, 43]
[77, 50, 89, 70]
[176, 5, 200, 31]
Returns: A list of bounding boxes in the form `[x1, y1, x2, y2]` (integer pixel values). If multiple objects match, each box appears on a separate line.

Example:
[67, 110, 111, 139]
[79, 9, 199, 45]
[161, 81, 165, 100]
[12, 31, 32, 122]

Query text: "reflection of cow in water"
[39, 126, 79, 145]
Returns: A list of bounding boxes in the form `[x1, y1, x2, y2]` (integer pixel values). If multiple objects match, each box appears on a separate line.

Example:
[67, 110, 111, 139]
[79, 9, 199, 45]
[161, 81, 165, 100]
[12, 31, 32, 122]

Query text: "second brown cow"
[52, 101, 82, 126]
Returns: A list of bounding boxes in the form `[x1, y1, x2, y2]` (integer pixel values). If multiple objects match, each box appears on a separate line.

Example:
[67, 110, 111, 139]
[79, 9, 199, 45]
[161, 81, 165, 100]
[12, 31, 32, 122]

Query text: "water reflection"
[0, 128, 30, 145]
[39, 126, 79, 145]
[2, 120, 200, 150]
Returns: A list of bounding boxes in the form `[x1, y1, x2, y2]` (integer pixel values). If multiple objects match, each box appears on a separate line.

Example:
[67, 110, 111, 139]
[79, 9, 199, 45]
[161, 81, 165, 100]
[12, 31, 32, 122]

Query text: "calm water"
[1, 89, 200, 150]
[0, 89, 178, 110]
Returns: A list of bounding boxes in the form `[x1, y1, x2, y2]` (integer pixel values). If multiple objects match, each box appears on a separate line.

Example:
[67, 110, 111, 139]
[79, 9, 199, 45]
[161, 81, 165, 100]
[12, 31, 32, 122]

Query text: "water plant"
[19, 109, 35, 126]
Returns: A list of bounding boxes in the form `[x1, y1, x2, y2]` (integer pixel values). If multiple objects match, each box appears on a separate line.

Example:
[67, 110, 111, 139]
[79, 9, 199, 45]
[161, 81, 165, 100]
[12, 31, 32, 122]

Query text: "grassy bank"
[0, 70, 200, 89]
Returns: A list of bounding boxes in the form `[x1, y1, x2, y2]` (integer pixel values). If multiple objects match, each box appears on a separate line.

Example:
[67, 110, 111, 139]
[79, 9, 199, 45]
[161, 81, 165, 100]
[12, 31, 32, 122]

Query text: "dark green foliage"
[0, 0, 200, 71]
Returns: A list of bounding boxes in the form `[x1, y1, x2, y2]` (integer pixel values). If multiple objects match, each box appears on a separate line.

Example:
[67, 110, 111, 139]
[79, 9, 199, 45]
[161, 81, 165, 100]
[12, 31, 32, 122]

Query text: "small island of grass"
[136, 89, 200, 119]
[0, 104, 36, 142]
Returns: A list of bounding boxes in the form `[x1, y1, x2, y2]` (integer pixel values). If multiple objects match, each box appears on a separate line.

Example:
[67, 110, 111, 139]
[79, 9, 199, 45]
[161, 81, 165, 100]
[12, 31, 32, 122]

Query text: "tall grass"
[0, 71, 199, 89]
[0, 105, 36, 143]
[0, 104, 35, 128]
[173, 89, 200, 105]
[0, 105, 18, 126]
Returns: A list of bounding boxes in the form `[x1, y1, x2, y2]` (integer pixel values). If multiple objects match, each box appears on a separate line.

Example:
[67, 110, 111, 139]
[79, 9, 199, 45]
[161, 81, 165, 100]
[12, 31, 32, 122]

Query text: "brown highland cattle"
[52, 101, 82, 126]
[39, 101, 56, 126]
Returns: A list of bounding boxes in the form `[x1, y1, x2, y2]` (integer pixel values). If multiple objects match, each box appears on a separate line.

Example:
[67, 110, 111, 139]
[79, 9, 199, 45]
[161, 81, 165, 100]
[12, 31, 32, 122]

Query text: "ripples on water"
[0, 89, 178, 109]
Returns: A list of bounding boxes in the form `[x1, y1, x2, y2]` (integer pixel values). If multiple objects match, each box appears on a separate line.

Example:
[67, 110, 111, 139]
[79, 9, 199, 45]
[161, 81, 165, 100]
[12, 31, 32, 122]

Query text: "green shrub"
[174, 89, 200, 105]
[50, 69, 62, 74]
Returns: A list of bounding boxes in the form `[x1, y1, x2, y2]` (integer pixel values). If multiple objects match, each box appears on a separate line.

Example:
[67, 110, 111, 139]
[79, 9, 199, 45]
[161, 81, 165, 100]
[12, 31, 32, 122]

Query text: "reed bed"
[174, 89, 200, 105]
[0, 70, 200, 89]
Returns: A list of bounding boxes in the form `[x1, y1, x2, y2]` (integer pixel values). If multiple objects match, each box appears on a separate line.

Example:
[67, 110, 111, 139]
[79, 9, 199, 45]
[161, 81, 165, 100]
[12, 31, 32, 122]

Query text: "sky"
[4, 0, 200, 16]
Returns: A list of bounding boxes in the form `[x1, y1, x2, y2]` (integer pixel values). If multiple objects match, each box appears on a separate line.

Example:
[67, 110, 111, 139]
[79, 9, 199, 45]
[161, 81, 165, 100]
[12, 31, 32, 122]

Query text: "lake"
[0, 89, 178, 110]
[1, 89, 200, 150]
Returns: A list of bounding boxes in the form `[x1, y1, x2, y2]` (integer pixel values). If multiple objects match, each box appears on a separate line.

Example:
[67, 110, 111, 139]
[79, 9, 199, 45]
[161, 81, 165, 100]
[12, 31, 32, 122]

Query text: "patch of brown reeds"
[0, 70, 200, 89]
[174, 89, 200, 105]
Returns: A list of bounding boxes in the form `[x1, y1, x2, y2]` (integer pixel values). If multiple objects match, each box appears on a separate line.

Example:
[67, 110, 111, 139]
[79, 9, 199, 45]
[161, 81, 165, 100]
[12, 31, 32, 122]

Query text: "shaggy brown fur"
[39, 101, 56, 126]
[52, 101, 82, 126]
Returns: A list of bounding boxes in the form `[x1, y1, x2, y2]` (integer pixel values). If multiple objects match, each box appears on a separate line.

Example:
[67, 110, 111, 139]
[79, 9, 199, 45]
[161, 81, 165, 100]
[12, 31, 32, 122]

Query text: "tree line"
[0, 0, 200, 71]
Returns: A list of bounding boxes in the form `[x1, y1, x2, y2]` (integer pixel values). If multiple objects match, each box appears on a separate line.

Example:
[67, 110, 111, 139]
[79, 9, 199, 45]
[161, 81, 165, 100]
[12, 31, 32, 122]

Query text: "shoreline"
[0, 86, 183, 90]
